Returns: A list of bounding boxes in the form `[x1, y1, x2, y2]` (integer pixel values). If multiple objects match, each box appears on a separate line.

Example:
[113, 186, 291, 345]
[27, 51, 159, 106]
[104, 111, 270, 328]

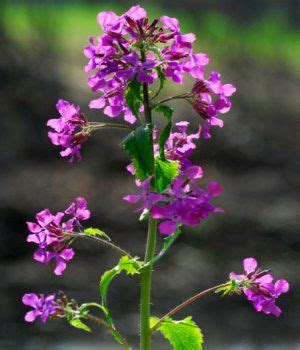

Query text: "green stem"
[140, 46, 157, 350]
[140, 217, 157, 350]
[86, 314, 131, 350]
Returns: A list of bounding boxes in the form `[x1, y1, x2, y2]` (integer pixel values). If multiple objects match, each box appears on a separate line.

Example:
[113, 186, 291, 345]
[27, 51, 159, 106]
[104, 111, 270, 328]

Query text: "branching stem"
[151, 282, 230, 332]
[66, 232, 133, 259]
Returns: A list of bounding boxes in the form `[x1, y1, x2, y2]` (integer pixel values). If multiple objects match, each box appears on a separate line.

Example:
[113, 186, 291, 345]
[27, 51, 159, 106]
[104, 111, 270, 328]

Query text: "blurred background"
[0, 0, 299, 349]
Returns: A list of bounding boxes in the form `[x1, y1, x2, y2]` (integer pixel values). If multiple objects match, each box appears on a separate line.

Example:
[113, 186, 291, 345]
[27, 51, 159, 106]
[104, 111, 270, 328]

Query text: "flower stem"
[140, 46, 157, 350]
[156, 93, 191, 105]
[86, 314, 132, 350]
[140, 217, 157, 350]
[150, 282, 230, 332]
[66, 232, 133, 258]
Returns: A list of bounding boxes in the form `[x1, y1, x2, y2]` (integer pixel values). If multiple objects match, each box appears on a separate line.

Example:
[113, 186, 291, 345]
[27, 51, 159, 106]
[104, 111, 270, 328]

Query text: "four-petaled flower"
[47, 99, 88, 162]
[26, 197, 90, 275]
[230, 258, 289, 317]
[22, 293, 58, 323]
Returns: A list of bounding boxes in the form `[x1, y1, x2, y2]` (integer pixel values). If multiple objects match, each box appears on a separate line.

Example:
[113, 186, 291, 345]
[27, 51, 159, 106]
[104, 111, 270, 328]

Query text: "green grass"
[2, 3, 300, 71]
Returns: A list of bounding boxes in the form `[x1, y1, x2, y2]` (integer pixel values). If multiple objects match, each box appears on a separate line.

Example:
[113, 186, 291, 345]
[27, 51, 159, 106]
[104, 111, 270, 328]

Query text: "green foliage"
[121, 125, 153, 181]
[215, 279, 239, 296]
[151, 316, 204, 350]
[84, 227, 110, 241]
[153, 104, 174, 161]
[68, 317, 91, 332]
[100, 256, 142, 309]
[155, 158, 179, 193]
[125, 78, 142, 117]
[99, 256, 142, 345]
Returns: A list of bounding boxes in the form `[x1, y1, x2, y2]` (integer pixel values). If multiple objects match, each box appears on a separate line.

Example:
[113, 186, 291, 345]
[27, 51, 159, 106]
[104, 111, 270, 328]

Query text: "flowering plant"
[23, 6, 289, 350]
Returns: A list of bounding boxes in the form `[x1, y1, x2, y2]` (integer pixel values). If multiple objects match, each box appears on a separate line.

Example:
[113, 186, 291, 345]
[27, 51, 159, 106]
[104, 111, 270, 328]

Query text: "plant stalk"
[140, 46, 157, 350]
[150, 282, 230, 332]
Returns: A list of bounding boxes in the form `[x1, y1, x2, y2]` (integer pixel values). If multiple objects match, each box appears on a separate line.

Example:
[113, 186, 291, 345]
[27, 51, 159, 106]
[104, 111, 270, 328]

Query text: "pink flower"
[230, 258, 289, 317]
[192, 72, 236, 138]
[47, 100, 88, 162]
[22, 293, 58, 323]
[26, 197, 90, 275]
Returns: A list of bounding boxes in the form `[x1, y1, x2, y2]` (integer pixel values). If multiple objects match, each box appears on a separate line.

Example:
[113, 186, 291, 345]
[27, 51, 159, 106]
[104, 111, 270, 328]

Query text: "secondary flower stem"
[86, 314, 131, 350]
[140, 46, 157, 350]
[67, 232, 133, 258]
[151, 282, 230, 332]
[156, 93, 191, 105]
[88, 122, 135, 130]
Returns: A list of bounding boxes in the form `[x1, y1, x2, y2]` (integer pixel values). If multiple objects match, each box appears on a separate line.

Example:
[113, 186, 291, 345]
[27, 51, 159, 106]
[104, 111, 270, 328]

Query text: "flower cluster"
[47, 99, 88, 162]
[124, 122, 222, 235]
[191, 72, 236, 138]
[84, 6, 211, 124]
[230, 258, 289, 317]
[26, 197, 90, 275]
[22, 293, 59, 323]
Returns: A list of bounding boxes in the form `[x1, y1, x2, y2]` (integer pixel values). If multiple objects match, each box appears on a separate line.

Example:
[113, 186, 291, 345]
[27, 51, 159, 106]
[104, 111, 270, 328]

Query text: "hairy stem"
[66, 232, 133, 258]
[140, 47, 157, 350]
[151, 282, 230, 332]
[86, 314, 131, 350]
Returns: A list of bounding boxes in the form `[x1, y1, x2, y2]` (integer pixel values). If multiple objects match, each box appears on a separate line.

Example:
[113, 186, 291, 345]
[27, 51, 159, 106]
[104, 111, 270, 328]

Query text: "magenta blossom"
[47, 99, 88, 162]
[85, 6, 210, 123]
[192, 71, 236, 138]
[230, 258, 289, 317]
[22, 293, 58, 323]
[151, 180, 222, 235]
[26, 197, 90, 275]
[123, 177, 166, 212]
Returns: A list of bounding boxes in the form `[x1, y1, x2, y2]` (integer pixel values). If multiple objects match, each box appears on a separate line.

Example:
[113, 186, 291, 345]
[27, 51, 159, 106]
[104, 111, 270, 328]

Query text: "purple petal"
[158, 220, 177, 235]
[22, 293, 39, 308]
[243, 258, 257, 274]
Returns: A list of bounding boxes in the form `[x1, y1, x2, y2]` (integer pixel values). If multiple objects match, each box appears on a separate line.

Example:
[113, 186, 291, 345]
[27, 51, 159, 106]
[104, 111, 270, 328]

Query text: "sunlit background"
[1, 0, 299, 349]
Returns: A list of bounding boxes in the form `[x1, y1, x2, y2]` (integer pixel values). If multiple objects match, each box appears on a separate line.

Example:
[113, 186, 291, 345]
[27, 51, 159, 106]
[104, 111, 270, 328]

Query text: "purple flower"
[84, 6, 212, 122]
[26, 197, 90, 275]
[123, 177, 166, 212]
[47, 99, 88, 162]
[151, 179, 222, 235]
[192, 72, 236, 138]
[230, 258, 289, 317]
[22, 293, 58, 323]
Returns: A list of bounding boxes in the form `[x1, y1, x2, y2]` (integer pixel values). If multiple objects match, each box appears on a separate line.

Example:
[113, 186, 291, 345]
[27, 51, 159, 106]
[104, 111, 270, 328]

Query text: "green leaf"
[84, 227, 111, 241]
[154, 104, 174, 118]
[121, 125, 154, 181]
[100, 256, 142, 310]
[151, 316, 204, 350]
[69, 317, 91, 333]
[125, 78, 142, 117]
[99, 256, 142, 345]
[151, 67, 167, 100]
[155, 158, 179, 193]
[153, 104, 174, 160]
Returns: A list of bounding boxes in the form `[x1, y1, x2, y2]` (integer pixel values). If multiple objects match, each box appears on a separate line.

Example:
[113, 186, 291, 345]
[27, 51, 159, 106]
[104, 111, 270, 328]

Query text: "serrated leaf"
[121, 125, 154, 181]
[151, 316, 204, 350]
[155, 158, 179, 193]
[84, 227, 110, 241]
[125, 78, 142, 117]
[69, 317, 91, 332]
